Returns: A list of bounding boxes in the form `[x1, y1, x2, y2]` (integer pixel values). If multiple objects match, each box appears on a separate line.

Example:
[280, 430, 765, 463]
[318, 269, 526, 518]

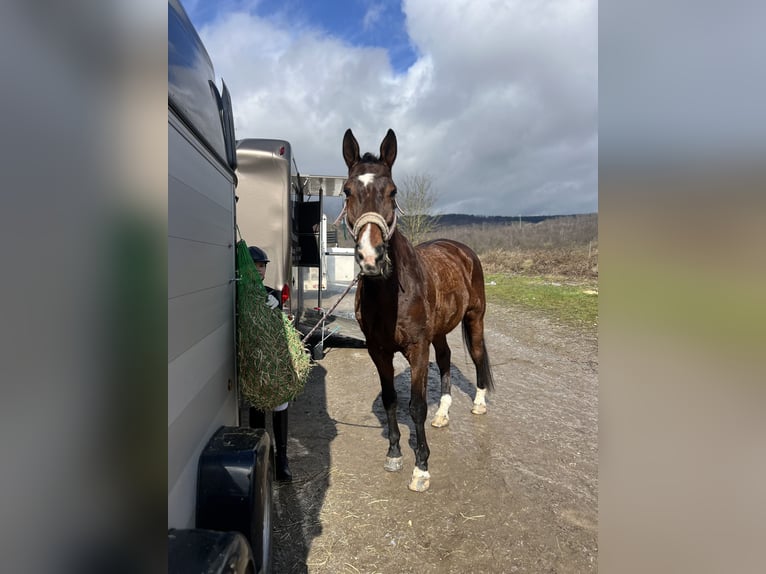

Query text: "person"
[247, 246, 293, 482]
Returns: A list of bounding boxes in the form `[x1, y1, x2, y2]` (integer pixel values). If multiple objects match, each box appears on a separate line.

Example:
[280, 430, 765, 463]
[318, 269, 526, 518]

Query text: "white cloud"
[199, 0, 597, 215]
[362, 4, 384, 30]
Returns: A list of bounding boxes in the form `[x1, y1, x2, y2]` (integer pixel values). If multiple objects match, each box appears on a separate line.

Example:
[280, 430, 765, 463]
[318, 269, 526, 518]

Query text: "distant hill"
[435, 213, 573, 227]
[330, 212, 597, 250]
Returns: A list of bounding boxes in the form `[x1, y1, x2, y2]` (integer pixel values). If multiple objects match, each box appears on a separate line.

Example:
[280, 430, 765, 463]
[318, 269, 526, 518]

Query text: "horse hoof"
[384, 457, 403, 472]
[471, 403, 487, 415]
[431, 414, 449, 428]
[408, 475, 431, 492]
[408, 468, 430, 492]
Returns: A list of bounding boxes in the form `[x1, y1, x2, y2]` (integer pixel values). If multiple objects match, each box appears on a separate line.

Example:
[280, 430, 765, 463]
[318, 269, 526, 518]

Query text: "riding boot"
[272, 408, 293, 482]
[249, 407, 266, 430]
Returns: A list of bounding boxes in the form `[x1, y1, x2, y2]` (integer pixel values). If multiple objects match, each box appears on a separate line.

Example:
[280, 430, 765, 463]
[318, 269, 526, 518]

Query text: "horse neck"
[389, 229, 415, 262]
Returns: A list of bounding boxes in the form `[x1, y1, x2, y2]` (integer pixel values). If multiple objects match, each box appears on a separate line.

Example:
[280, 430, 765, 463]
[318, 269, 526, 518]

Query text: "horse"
[341, 128, 495, 492]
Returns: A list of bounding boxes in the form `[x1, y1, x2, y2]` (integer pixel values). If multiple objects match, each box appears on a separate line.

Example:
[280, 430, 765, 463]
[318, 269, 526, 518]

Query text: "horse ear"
[343, 129, 360, 168]
[379, 129, 397, 169]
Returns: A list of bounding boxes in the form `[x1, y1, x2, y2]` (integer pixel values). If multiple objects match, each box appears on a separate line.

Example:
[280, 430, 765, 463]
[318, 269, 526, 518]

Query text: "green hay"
[236, 239, 311, 410]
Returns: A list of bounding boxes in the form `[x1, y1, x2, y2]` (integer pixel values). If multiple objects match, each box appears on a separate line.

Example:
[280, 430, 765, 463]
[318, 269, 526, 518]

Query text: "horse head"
[342, 128, 399, 278]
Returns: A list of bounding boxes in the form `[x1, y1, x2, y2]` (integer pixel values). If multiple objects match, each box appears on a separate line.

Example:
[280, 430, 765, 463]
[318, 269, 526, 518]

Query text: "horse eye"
[390, 188, 397, 197]
[343, 188, 351, 197]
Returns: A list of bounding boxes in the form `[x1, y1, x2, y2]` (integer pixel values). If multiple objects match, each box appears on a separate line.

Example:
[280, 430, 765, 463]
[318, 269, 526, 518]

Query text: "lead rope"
[309, 199, 405, 342]
[301, 273, 361, 344]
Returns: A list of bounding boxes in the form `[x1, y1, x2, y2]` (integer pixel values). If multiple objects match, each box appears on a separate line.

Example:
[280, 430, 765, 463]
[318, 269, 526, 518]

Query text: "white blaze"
[357, 223, 376, 265]
[357, 173, 375, 186]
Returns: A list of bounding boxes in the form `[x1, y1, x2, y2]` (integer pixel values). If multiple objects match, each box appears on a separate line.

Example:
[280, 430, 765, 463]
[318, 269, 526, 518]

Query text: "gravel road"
[269, 299, 598, 573]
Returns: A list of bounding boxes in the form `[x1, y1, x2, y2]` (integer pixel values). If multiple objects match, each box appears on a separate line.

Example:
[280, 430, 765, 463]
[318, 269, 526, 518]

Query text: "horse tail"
[462, 321, 495, 393]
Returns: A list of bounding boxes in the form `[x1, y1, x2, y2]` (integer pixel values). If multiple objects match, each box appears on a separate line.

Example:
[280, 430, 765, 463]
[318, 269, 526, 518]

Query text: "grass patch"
[485, 273, 598, 331]
[602, 257, 764, 357]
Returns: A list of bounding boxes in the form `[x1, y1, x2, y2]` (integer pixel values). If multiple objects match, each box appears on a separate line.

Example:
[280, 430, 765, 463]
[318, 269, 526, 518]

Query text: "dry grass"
[425, 213, 598, 279]
[426, 213, 597, 250]
[236, 240, 311, 410]
[480, 245, 598, 279]
[333, 213, 599, 280]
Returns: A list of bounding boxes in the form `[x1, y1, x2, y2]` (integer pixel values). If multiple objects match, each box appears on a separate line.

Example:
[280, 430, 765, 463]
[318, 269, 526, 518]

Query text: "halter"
[334, 199, 405, 242]
[349, 210, 397, 242]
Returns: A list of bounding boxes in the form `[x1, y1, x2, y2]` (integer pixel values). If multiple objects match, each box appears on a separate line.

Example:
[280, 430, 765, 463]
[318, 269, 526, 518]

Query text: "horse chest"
[357, 289, 427, 349]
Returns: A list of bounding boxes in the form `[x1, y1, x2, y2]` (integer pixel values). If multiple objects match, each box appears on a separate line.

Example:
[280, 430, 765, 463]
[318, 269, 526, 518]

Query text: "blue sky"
[182, 0, 598, 216]
[187, 0, 417, 71]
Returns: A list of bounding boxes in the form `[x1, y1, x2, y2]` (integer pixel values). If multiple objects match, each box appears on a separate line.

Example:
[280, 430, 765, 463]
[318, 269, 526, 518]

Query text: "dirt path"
[272, 302, 598, 573]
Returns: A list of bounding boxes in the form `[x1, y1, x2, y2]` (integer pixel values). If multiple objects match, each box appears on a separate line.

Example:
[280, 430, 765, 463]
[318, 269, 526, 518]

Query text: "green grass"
[602, 257, 764, 357]
[485, 273, 598, 331]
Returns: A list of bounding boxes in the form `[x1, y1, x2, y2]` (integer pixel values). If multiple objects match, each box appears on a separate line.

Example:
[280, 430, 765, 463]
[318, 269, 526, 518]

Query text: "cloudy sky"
[184, 0, 597, 216]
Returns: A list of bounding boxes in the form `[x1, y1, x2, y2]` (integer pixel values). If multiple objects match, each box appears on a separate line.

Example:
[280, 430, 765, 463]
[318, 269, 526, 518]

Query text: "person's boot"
[272, 408, 293, 482]
[249, 407, 266, 429]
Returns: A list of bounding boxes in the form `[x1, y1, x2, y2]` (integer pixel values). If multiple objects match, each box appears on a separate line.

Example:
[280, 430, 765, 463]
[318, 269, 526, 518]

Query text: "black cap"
[248, 246, 270, 263]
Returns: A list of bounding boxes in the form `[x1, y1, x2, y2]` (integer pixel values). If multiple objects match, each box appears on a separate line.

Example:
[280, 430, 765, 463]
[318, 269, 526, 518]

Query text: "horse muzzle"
[356, 242, 390, 277]
[351, 211, 394, 277]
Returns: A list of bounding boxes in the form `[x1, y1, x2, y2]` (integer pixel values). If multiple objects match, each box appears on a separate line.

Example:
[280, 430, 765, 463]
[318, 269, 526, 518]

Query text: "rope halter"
[349, 210, 397, 242]
[334, 199, 404, 242]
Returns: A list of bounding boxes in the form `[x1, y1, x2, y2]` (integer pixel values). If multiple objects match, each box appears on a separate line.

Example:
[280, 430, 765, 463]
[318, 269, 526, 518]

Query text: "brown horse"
[341, 128, 495, 492]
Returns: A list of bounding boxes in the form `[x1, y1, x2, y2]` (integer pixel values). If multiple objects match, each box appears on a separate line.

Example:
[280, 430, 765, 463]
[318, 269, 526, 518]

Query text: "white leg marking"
[412, 467, 430, 479]
[357, 173, 375, 186]
[408, 467, 431, 492]
[472, 388, 487, 415]
[431, 394, 452, 427]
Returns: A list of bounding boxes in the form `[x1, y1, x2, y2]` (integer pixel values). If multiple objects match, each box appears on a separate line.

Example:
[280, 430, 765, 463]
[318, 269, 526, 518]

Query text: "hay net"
[236, 236, 311, 410]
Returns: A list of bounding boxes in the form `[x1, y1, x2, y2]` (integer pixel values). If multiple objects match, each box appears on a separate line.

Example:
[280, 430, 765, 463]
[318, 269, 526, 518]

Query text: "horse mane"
[360, 152, 380, 164]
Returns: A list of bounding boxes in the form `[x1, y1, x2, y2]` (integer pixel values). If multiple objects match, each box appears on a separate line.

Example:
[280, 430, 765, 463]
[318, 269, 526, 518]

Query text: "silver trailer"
[236, 139, 304, 322]
[168, 1, 360, 566]
[168, 1, 273, 571]
[236, 150, 356, 339]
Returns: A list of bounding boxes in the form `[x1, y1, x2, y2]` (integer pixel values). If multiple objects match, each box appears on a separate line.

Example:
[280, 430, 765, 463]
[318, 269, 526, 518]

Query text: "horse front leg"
[371, 349, 402, 472]
[407, 344, 432, 492]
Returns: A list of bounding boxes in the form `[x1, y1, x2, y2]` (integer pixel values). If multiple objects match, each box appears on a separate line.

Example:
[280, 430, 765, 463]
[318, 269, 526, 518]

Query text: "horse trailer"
[235, 146, 360, 349]
[169, 0, 363, 567]
[168, 1, 284, 571]
[235, 139, 324, 327]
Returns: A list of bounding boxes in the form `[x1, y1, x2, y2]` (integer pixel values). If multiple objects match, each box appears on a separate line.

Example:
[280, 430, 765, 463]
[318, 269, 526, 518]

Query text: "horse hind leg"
[430, 334, 452, 428]
[462, 313, 495, 415]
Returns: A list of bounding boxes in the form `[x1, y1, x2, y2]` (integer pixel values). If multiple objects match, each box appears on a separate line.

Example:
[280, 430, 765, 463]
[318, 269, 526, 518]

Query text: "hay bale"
[236, 239, 311, 410]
